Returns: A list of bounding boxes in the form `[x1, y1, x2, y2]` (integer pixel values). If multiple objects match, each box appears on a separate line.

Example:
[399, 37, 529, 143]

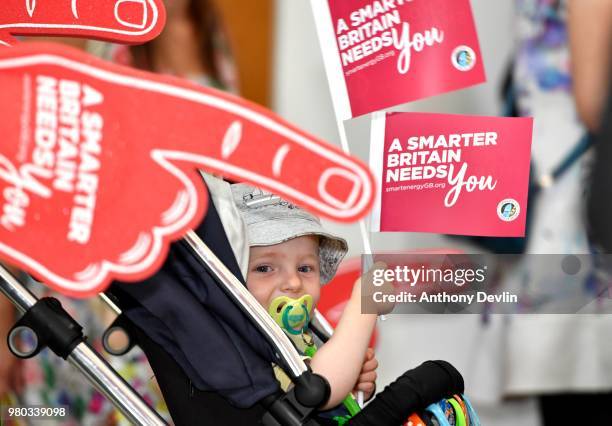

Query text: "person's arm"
[308, 262, 394, 409]
[309, 279, 378, 409]
[568, 0, 612, 132]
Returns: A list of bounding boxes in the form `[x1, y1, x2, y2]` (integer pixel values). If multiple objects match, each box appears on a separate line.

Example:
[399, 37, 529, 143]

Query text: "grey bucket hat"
[231, 183, 348, 284]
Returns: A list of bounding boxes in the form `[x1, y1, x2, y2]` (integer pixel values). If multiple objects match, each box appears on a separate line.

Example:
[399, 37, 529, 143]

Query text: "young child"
[231, 183, 379, 410]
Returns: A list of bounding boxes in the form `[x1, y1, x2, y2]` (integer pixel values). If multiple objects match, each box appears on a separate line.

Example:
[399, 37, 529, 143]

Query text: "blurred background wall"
[212, 0, 275, 107]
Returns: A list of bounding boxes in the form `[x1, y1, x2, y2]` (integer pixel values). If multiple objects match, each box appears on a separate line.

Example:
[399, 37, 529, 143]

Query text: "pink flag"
[370, 112, 533, 236]
[312, 0, 486, 119]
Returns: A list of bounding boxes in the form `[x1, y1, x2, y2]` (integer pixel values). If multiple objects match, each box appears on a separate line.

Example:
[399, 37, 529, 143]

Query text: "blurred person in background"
[574, 1, 612, 256]
[1, 277, 169, 426]
[568, 0, 612, 134]
[95, 0, 237, 91]
[492, 0, 612, 424]
[0, 0, 238, 424]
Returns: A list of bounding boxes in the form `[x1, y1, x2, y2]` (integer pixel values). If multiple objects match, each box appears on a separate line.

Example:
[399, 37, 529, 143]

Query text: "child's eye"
[254, 265, 273, 273]
[298, 265, 316, 273]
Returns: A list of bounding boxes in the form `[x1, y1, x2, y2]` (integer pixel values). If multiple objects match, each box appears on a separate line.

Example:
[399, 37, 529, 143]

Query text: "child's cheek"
[245, 279, 264, 306]
[310, 287, 321, 309]
[247, 279, 276, 309]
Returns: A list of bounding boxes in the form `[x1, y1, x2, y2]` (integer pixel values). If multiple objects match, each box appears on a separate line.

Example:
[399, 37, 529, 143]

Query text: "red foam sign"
[0, 43, 375, 297]
[0, 0, 166, 46]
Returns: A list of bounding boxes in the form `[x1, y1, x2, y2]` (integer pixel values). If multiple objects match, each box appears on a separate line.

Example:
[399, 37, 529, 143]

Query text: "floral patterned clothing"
[17, 280, 172, 426]
[500, 0, 612, 396]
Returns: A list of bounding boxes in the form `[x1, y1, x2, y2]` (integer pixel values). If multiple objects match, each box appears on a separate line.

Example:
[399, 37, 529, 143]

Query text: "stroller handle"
[0, 265, 168, 426]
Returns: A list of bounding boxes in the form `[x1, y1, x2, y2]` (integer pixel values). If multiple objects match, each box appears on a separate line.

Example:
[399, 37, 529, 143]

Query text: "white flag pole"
[310, 0, 386, 407]
[310, 0, 373, 257]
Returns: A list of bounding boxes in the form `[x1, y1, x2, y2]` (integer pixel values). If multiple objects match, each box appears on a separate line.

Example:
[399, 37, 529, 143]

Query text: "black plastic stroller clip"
[7, 297, 84, 359]
[101, 300, 136, 357]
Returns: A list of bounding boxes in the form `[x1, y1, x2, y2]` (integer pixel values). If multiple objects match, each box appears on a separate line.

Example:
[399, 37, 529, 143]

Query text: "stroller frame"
[0, 264, 168, 426]
[0, 230, 330, 426]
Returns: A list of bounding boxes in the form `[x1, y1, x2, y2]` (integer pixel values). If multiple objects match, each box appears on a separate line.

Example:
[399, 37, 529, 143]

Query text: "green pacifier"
[268, 295, 313, 335]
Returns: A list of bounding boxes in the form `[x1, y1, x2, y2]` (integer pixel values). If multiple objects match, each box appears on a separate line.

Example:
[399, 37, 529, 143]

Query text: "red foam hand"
[0, 0, 166, 46]
[0, 43, 374, 297]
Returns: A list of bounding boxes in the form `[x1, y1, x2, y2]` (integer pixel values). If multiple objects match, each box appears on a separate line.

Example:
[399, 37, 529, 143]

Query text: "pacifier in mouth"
[268, 295, 313, 335]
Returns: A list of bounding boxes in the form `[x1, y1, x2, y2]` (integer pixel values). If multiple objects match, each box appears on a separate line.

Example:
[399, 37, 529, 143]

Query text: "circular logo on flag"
[497, 199, 520, 222]
[451, 46, 476, 71]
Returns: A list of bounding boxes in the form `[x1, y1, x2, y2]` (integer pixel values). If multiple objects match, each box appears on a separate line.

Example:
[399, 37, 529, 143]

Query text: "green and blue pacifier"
[268, 295, 313, 335]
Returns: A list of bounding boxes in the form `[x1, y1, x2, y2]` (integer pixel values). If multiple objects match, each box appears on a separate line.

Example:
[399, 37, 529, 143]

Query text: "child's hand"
[359, 262, 396, 315]
[353, 348, 378, 401]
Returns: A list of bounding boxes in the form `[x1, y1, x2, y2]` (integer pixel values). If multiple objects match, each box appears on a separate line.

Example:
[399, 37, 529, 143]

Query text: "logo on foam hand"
[0, 0, 166, 46]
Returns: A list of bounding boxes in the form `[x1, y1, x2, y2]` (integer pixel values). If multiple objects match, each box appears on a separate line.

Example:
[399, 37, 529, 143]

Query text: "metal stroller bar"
[311, 310, 334, 338]
[1, 227, 320, 425]
[183, 230, 308, 379]
[0, 265, 167, 426]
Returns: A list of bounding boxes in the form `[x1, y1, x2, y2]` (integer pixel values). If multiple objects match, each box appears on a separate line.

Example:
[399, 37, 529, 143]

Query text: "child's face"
[247, 235, 321, 310]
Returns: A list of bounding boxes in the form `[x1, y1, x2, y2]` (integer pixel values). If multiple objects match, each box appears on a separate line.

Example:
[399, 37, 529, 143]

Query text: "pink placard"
[370, 112, 533, 236]
[0, 43, 375, 297]
[312, 0, 486, 119]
